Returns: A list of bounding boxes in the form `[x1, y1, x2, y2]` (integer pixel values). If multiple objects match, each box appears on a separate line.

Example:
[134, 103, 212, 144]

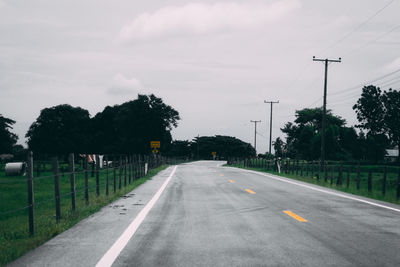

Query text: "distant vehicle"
[5, 162, 26, 176]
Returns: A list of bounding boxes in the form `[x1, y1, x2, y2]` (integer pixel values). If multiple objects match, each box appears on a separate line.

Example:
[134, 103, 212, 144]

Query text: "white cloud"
[119, 0, 301, 42]
[107, 74, 142, 95]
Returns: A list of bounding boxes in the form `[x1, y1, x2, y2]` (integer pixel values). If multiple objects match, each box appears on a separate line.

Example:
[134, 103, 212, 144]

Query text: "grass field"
[0, 162, 169, 266]
[228, 159, 400, 205]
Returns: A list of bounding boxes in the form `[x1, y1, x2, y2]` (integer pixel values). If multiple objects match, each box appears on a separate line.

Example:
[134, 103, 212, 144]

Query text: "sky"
[1, 0, 399, 154]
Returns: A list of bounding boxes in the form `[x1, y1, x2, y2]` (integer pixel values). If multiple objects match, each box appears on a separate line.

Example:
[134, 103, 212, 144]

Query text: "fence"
[227, 158, 400, 202]
[0, 152, 175, 238]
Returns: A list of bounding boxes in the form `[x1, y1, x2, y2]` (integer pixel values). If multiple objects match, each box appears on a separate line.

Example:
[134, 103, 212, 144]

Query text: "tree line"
[1, 94, 255, 159]
[275, 85, 400, 162]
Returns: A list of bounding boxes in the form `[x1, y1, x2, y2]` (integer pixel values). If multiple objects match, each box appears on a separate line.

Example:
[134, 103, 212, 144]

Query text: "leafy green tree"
[353, 85, 385, 135]
[166, 140, 192, 158]
[26, 104, 91, 154]
[192, 135, 255, 159]
[281, 107, 358, 160]
[92, 94, 180, 154]
[273, 137, 284, 158]
[0, 114, 18, 153]
[353, 85, 389, 161]
[382, 88, 400, 161]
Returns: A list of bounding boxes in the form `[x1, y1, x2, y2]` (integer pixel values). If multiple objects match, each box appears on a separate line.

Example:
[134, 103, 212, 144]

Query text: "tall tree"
[26, 104, 91, 154]
[382, 88, 400, 161]
[191, 135, 255, 159]
[352, 85, 385, 135]
[92, 94, 180, 154]
[273, 137, 284, 158]
[281, 107, 358, 160]
[0, 114, 18, 154]
[353, 85, 389, 161]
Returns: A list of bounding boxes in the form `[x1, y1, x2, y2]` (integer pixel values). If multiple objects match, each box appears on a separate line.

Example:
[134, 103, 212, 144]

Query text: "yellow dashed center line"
[229, 179, 235, 183]
[283, 210, 308, 222]
[245, 188, 256, 194]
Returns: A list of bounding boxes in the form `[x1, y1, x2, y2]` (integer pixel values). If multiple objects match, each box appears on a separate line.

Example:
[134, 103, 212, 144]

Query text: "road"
[10, 161, 400, 266]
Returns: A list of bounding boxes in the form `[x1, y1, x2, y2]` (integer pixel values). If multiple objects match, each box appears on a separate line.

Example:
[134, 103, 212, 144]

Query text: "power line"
[319, 0, 396, 54]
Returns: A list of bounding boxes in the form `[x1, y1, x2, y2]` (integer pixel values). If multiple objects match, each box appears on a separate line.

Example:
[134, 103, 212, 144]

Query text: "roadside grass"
[0, 164, 169, 266]
[228, 162, 400, 206]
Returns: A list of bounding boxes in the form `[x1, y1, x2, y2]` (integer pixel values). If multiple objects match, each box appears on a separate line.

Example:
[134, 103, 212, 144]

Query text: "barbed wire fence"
[0, 152, 186, 240]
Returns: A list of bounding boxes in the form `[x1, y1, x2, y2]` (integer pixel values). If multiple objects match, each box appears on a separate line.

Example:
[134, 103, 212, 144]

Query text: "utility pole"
[250, 120, 261, 155]
[313, 56, 341, 166]
[264, 100, 279, 155]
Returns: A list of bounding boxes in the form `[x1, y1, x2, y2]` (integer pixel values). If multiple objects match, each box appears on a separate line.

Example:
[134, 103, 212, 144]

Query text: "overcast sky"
[1, 0, 399, 154]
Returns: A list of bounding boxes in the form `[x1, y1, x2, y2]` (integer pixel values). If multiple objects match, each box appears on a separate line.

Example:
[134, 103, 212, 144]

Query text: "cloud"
[107, 74, 142, 95]
[119, 0, 301, 42]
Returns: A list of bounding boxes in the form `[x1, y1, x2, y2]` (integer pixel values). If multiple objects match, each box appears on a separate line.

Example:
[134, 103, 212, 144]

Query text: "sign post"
[151, 141, 160, 154]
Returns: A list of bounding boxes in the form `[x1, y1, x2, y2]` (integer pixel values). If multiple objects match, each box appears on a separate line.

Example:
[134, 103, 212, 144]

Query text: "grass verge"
[0, 165, 169, 266]
[227, 163, 400, 206]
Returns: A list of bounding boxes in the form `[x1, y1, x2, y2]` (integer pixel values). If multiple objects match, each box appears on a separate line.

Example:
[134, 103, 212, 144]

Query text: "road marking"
[284, 210, 308, 222]
[96, 166, 178, 267]
[229, 179, 235, 183]
[234, 168, 400, 214]
[245, 188, 256, 194]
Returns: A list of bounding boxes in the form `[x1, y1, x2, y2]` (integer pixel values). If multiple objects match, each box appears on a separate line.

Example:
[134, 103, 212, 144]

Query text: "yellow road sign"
[150, 141, 160, 148]
[152, 149, 159, 154]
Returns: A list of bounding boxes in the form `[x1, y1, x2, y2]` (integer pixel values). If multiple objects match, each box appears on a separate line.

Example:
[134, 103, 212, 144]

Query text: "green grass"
[0, 163, 169, 266]
[228, 160, 400, 205]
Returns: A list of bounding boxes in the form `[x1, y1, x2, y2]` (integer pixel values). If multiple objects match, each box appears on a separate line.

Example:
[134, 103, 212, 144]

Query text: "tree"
[166, 140, 192, 158]
[26, 104, 91, 154]
[281, 107, 358, 160]
[191, 135, 255, 159]
[92, 94, 180, 154]
[0, 114, 18, 154]
[382, 88, 400, 161]
[352, 85, 389, 161]
[352, 85, 385, 135]
[273, 137, 284, 158]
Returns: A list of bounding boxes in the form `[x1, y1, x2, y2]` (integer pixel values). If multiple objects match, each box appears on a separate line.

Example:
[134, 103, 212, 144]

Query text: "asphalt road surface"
[10, 161, 400, 267]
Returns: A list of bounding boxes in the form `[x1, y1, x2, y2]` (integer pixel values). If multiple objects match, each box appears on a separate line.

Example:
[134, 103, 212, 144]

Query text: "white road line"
[233, 168, 400, 214]
[96, 166, 178, 267]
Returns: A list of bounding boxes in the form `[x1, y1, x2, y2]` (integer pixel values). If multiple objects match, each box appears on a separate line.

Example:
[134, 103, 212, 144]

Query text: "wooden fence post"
[95, 155, 100, 196]
[119, 156, 122, 189]
[85, 155, 89, 205]
[324, 163, 328, 183]
[311, 161, 314, 178]
[105, 155, 109, 196]
[113, 155, 116, 193]
[368, 170, 372, 193]
[357, 162, 361, 190]
[91, 159, 95, 177]
[301, 161, 304, 176]
[52, 157, 61, 223]
[124, 156, 127, 187]
[69, 153, 76, 212]
[330, 165, 334, 185]
[27, 151, 35, 236]
[397, 168, 400, 200]
[346, 167, 350, 188]
[337, 162, 343, 186]
[382, 166, 387, 196]
[128, 155, 132, 184]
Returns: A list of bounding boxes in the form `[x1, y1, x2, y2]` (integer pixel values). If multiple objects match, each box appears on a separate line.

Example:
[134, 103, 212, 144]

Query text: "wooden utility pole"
[264, 100, 279, 154]
[313, 56, 341, 166]
[250, 120, 261, 155]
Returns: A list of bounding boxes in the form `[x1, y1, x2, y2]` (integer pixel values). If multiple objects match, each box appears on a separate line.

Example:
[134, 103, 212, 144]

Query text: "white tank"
[5, 162, 27, 176]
